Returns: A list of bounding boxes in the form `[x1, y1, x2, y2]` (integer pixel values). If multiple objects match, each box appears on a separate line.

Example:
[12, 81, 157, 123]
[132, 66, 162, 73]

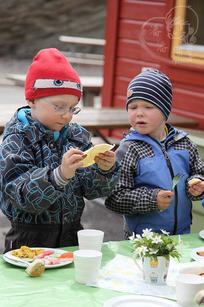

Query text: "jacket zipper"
[56, 142, 63, 245]
[161, 144, 178, 234]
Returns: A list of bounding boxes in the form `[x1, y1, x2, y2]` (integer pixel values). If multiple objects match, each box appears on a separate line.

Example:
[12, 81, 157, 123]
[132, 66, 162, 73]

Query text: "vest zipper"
[161, 145, 178, 234]
[55, 141, 63, 244]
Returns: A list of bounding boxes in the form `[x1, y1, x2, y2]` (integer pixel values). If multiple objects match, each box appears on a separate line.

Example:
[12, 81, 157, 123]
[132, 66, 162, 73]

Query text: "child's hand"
[157, 190, 174, 210]
[60, 148, 85, 179]
[94, 150, 116, 171]
[188, 179, 204, 196]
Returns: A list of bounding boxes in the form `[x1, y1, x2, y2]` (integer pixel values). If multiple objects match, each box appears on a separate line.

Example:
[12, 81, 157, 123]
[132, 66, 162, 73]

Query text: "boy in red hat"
[0, 48, 119, 252]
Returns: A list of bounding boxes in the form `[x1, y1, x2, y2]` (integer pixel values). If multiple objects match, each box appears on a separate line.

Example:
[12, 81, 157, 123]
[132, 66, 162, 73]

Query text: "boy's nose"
[61, 112, 72, 120]
[136, 109, 144, 116]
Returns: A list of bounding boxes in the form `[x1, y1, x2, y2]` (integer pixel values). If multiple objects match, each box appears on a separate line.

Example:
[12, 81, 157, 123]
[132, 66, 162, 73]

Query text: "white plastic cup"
[176, 273, 204, 306]
[77, 229, 104, 251]
[74, 249, 102, 284]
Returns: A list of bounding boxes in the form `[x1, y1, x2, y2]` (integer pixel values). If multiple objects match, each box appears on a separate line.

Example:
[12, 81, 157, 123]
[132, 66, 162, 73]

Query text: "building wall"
[102, 0, 204, 129]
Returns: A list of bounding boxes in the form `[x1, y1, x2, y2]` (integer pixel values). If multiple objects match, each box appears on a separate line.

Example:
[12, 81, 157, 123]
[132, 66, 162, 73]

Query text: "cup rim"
[177, 273, 204, 284]
[78, 229, 104, 235]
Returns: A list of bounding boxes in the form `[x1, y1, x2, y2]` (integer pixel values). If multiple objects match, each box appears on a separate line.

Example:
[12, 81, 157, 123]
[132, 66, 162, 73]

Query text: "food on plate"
[8, 246, 73, 268]
[46, 258, 61, 265]
[58, 252, 74, 260]
[82, 143, 114, 167]
[37, 250, 54, 259]
[199, 272, 204, 276]
[197, 251, 204, 256]
[11, 246, 44, 259]
[25, 259, 45, 277]
[188, 178, 202, 187]
[30, 249, 73, 266]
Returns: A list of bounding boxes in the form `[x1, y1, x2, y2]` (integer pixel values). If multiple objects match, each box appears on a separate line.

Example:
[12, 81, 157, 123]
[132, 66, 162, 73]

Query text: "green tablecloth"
[0, 234, 203, 307]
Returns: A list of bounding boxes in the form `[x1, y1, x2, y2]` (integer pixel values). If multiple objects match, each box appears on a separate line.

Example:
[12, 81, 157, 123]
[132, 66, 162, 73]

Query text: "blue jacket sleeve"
[0, 134, 63, 214]
[75, 162, 120, 200]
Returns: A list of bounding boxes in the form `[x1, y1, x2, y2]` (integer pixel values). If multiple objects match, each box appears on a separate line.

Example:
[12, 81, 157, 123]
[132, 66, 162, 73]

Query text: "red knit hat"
[25, 48, 82, 100]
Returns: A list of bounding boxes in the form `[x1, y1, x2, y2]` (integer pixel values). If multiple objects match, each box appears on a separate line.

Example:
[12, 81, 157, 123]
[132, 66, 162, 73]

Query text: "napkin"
[93, 254, 189, 300]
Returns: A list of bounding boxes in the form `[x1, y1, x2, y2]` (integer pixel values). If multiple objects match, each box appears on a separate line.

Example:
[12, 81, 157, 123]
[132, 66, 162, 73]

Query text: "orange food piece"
[197, 251, 204, 256]
[58, 252, 73, 259]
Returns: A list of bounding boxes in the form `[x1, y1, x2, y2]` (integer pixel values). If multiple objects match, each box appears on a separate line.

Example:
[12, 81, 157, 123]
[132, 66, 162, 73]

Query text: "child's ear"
[27, 100, 35, 108]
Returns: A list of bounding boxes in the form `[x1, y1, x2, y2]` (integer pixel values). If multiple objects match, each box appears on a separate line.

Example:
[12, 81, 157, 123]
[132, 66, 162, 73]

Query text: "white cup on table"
[73, 249, 102, 284]
[176, 272, 204, 306]
[77, 229, 104, 251]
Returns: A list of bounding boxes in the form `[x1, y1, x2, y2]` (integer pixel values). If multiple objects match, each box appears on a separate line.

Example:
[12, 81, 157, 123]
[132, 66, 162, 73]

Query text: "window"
[171, 0, 204, 65]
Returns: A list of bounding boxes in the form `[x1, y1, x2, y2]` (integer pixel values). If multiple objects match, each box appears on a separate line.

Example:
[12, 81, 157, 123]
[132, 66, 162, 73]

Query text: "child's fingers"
[94, 155, 115, 171]
[188, 178, 202, 187]
[95, 156, 110, 165]
[96, 152, 115, 162]
[161, 197, 172, 205]
[98, 151, 115, 158]
[157, 190, 174, 207]
[162, 191, 174, 198]
[197, 181, 204, 190]
[63, 153, 85, 167]
[72, 160, 84, 169]
[189, 184, 204, 196]
[95, 156, 115, 167]
[65, 147, 84, 157]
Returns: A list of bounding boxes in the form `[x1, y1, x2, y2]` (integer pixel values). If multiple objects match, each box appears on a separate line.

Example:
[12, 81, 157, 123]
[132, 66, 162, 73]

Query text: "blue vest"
[124, 130, 192, 235]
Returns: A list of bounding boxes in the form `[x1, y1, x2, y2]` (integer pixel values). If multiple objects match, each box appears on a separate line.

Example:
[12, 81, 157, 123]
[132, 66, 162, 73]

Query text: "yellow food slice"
[188, 178, 202, 187]
[82, 143, 114, 168]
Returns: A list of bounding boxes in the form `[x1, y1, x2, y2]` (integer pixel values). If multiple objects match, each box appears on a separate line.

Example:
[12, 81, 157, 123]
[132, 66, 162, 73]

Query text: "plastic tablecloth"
[0, 234, 203, 307]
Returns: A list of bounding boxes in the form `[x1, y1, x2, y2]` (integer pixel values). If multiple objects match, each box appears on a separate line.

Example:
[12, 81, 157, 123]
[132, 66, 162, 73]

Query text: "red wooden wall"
[102, 0, 204, 131]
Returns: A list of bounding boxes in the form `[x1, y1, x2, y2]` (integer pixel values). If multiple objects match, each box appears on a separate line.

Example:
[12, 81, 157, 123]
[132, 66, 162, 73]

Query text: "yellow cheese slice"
[82, 143, 114, 168]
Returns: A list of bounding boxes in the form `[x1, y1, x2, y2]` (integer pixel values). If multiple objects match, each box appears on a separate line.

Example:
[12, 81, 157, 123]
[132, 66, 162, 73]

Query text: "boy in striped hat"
[105, 68, 204, 237]
[0, 48, 119, 252]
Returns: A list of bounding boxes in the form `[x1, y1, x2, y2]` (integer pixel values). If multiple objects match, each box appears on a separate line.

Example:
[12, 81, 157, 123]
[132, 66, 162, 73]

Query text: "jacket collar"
[125, 124, 188, 145]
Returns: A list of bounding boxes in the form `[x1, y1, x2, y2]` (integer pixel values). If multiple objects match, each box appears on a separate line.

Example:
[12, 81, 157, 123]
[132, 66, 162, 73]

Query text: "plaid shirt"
[105, 125, 204, 217]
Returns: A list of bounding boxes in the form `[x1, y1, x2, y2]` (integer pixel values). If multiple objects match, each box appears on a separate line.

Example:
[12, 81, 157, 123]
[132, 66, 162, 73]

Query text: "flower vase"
[142, 256, 170, 285]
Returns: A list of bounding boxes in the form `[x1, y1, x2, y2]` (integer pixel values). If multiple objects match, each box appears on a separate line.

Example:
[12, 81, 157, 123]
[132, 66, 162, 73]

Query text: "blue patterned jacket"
[0, 107, 119, 225]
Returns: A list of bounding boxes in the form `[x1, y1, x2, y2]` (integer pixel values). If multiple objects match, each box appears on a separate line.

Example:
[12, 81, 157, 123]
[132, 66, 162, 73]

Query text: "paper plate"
[103, 295, 180, 307]
[82, 143, 114, 167]
[3, 247, 73, 269]
[191, 246, 204, 262]
[199, 230, 204, 240]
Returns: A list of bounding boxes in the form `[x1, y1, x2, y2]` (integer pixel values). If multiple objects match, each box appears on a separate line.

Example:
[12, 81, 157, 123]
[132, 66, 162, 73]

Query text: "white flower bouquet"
[129, 228, 181, 260]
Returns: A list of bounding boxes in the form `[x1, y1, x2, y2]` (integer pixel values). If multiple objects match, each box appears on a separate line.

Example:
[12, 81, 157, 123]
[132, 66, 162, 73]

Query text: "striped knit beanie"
[126, 69, 172, 119]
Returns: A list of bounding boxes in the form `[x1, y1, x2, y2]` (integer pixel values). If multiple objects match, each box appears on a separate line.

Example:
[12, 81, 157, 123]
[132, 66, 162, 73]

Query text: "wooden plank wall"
[102, 0, 204, 129]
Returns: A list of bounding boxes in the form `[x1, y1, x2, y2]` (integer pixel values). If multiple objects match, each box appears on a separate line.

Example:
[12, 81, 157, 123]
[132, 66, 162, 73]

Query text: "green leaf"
[172, 175, 182, 189]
